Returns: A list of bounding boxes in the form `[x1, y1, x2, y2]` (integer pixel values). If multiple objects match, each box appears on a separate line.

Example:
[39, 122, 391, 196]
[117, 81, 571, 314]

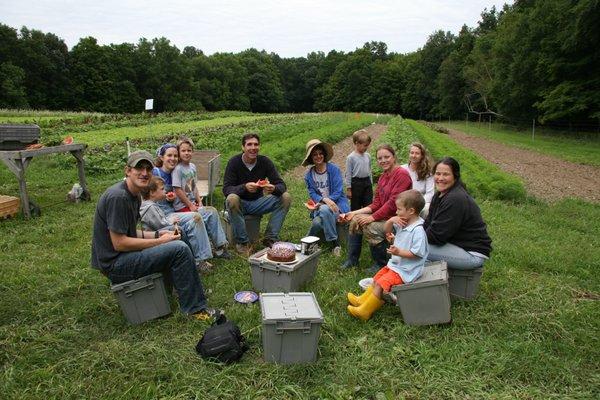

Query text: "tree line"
[0, 0, 598, 125]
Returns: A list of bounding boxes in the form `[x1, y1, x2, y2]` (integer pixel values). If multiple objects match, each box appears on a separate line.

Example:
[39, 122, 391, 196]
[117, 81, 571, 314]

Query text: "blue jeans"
[107, 241, 207, 315]
[427, 243, 486, 270]
[226, 193, 291, 244]
[169, 211, 213, 260]
[199, 206, 228, 248]
[308, 204, 339, 242]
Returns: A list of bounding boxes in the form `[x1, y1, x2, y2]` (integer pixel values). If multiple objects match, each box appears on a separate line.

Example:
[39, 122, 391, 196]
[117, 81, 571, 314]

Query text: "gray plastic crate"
[260, 292, 324, 364]
[222, 212, 262, 245]
[110, 273, 171, 324]
[0, 124, 40, 150]
[249, 247, 322, 292]
[448, 267, 483, 300]
[391, 261, 451, 326]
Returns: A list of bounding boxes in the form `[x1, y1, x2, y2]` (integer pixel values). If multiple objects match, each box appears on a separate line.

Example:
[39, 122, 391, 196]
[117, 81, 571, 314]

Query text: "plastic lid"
[110, 272, 163, 292]
[394, 262, 447, 291]
[260, 292, 323, 322]
[301, 236, 320, 244]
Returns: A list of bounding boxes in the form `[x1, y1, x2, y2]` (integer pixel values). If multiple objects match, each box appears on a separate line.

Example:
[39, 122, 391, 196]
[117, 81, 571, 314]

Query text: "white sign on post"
[145, 99, 154, 111]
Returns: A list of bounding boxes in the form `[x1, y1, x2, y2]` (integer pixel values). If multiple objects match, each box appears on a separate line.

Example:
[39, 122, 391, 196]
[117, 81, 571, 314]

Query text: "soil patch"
[445, 128, 600, 203]
[287, 123, 388, 180]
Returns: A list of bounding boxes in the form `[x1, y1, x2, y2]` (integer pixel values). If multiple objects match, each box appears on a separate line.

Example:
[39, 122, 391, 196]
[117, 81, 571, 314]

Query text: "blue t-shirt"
[387, 217, 429, 283]
[152, 167, 176, 215]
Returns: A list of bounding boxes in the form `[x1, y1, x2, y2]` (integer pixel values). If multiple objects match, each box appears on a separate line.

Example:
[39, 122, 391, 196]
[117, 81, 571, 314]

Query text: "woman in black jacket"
[424, 157, 492, 269]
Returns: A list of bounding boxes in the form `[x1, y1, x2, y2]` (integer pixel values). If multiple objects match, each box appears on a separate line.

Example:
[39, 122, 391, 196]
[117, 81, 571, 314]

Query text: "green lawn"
[441, 121, 600, 166]
[0, 114, 598, 399]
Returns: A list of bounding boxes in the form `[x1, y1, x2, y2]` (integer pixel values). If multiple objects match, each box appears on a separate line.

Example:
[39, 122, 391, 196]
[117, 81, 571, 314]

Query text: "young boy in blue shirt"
[347, 190, 429, 321]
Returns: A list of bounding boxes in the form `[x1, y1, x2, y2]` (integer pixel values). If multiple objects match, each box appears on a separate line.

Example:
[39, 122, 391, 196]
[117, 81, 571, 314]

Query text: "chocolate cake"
[266, 242, 296, 262]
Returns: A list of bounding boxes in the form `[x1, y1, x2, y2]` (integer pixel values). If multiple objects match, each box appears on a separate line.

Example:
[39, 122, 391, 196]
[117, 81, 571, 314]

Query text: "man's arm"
[223, 156, 248, 197]
[110, 230, 179, 252]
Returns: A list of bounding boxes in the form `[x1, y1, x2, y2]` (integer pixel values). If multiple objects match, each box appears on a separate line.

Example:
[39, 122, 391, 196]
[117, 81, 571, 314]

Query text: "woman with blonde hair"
[401, 142, 434, 216]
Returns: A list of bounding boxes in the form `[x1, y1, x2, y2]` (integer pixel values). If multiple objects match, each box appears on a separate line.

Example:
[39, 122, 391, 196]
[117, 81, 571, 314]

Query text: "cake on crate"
[266, 242, 296, 263]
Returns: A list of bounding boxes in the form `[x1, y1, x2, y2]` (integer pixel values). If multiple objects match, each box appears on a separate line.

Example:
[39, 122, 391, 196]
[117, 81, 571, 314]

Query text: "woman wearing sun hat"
[302, 139, 350, 256]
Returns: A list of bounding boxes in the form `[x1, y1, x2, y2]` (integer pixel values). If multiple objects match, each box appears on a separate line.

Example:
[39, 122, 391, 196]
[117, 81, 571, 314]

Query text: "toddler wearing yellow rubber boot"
[347, 190, 429, 321]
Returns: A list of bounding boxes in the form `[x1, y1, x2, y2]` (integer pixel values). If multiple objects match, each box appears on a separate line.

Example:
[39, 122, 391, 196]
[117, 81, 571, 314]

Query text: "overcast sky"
[1, 0, 511, 57]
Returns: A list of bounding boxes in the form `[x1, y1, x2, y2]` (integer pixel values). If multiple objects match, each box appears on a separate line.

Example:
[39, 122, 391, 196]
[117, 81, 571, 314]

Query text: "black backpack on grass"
[195, 314, 249, 364]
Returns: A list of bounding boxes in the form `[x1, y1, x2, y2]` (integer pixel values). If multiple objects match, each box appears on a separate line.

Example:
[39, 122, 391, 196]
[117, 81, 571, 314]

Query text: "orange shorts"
[373, 266, 404, 292]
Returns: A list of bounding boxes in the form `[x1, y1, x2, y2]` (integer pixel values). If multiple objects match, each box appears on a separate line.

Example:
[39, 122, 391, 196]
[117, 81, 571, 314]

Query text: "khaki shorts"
[349, 219, 386, 246]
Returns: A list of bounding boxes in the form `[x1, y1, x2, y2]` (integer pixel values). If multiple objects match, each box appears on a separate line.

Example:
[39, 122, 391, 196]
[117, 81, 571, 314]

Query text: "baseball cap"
[127, 150, 155, 168]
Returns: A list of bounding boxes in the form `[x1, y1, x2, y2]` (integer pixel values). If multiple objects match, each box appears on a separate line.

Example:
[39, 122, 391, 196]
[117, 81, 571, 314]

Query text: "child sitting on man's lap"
[140, 176, 215, 273]
[347, 189, 429, 321]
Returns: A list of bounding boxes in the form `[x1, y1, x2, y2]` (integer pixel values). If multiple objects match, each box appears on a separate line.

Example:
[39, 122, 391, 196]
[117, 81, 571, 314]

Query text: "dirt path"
[446, 128, 600, 203]
[287, 123, 388, 180]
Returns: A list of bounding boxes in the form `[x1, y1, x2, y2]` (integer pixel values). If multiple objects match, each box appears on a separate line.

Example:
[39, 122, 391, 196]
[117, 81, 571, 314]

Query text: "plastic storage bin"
[448, 267, 483, 300]
[249, 247, 322, 292]
[110, 273, 171, 324]
[260, 292, 324, 364]
[391, 261, 451, 326]
[0, 124, 40, 150]
[222, 212, 262, 245]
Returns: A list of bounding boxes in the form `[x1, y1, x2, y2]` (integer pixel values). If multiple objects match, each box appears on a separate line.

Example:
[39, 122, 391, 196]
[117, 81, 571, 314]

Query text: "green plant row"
[43, 110, 257, 137]
[407, 120, 527, 202]
[79, 113, 374, 175]
[79, 114, 314, 175]
[1, 110, 254, 136]
[370, 116, 418, 179]
[263, 114, 382, 171]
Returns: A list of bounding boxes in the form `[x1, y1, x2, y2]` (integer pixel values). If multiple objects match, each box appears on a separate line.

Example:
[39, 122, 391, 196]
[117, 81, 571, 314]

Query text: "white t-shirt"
[401, 163, 434, 204]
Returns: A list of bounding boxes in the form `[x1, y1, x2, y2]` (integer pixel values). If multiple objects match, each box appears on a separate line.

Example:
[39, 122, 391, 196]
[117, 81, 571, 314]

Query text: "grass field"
[441, 121, 600, 166]
[1, 112, 599, 399]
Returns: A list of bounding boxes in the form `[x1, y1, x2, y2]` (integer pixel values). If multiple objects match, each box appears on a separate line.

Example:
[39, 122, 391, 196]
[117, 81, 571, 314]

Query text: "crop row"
[370, 116, 417, 179]
[79, 113, 380, 175]
[263, 114, 385, 172]
[406, 120, 527, 202]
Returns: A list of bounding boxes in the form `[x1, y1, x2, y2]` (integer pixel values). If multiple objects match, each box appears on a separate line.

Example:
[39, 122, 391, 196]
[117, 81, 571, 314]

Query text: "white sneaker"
[332, 246, 342, 257]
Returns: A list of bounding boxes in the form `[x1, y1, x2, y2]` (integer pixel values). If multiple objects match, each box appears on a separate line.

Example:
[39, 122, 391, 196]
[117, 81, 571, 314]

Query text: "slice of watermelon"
[257, 178, 270, 187]
[304, 199, 318, 210]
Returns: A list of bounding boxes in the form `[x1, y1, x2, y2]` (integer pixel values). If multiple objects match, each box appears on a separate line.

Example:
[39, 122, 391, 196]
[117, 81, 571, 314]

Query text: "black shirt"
[91, 180, 140, 271]
[424, 183, 492, 257]
[222, 153, 286, 201]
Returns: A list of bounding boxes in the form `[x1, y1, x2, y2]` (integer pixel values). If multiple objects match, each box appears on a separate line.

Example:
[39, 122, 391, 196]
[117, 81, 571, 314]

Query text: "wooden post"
[532, 119, 536, 141]
[71, 149, 91, 201]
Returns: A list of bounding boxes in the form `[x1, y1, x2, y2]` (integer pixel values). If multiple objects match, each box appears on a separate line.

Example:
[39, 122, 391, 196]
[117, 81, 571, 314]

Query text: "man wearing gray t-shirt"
[91, 151, 218, 320]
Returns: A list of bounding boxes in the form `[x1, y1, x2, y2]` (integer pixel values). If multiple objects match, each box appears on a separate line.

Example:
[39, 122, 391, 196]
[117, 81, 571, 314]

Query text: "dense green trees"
[0, 0, 597, 126]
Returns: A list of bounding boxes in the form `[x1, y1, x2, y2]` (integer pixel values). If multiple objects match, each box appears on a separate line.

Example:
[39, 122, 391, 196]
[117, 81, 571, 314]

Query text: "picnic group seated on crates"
[223, 132, 292, 256]
[90, 131, 492, 324]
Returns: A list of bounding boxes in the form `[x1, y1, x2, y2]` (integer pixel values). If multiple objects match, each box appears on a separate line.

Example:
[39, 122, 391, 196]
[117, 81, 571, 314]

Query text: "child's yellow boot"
[347, 293, 384, 321]
[347, 285, 373, 306]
